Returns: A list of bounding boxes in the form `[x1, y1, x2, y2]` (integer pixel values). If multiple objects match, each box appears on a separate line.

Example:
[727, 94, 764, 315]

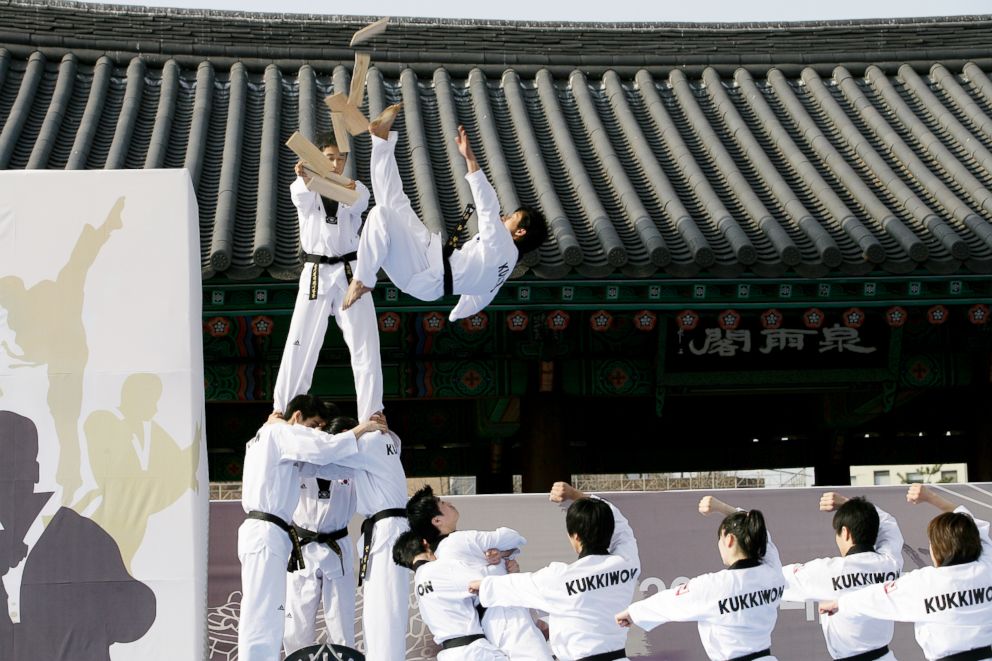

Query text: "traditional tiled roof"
[2, 0, 992, 281]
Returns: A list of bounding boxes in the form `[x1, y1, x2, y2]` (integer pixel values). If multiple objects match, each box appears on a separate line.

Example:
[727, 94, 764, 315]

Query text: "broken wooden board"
[349, 51, 371, 108]
[350, 16, 389, 47]
[286, 131, 355, 186]
[324, 93, 369, 136]
[330, 112, 351, 153]
[306, 175, 361, 207]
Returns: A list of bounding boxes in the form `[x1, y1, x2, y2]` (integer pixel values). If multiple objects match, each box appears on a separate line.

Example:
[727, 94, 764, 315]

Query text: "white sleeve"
[275, 426, 358, 465]
[299, 462, 354, 480]
[328, 430, 392, 475]
[590, 496, 638, 565]
[478, 565, 558, 612]
[781, 558, 835, 602]
[465, 169, 505, 251]
[290, 176, 317, 209]
[345, 179, 370, 215]
[627, 575, 715, 630]
[837, 572, 922, 623]
[762, 530, 782, 570]
[874, 506, 905, 569]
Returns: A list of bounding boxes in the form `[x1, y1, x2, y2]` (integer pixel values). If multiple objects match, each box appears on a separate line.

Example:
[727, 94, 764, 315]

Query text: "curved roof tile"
[3, 1, 992, 281]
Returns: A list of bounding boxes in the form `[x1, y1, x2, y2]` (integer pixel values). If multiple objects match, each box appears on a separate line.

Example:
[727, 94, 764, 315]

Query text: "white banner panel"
[0, 170, 208, 660]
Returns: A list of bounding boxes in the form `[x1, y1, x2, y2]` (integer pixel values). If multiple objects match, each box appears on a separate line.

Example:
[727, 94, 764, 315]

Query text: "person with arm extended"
[616, 496, 785, 661]
[819, 484, 992, 661]
[780, 492, 904, 661]
[469, 482, 640, 661]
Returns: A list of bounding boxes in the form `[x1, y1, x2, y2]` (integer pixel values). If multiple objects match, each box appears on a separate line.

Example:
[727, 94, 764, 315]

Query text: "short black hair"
[284, 394, 339, 424]
[325, 416, 357, 435]
[832, 497, 880, 547]
[392, 530, 427, 570]
[513, 206, 547, 255]
[406, 484, 444, 548]
[719, 509, 768, 560]
[316, 133, 339, 151]
[566, 497, 615, 556]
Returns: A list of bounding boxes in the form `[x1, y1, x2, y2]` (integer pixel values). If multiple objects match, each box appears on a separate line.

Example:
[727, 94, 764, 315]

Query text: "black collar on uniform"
[729, 558, 761, 570]
[845, 544, 876, 557]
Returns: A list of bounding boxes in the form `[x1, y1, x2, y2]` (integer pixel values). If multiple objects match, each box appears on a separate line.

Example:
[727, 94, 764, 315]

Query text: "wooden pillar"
[520, 360, 567, 493]
[814, 431, 851, 486]
[969, 414, 992, 482]
[476, 439, 513, 494]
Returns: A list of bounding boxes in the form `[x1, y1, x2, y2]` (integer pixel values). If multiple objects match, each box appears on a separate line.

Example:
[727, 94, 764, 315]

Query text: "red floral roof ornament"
[760, 309, 783, 330]
[250, 316, 274, 336]
[590, 310, 613, 332]
[378, 312, 401, 333]
[717, 309, 741, 331]
[546, 310, 571, 331]
[968, 304, 990, 325]
[885, 306, 908, 328]
[927, 305, 949, 325]
[841, 308, 865, 329]
[633, 310, 657, 332]
[803, 308, 826, 329]
[506, 310, 529, 332]
[460, 312, 489, 333]
[422, 312, 446, 333]
[675, 310, 699, 331]
[206, 316, 231, 337]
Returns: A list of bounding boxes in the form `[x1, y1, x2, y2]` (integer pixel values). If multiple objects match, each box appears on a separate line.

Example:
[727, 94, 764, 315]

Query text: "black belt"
[837, 645, 889, 661]
[577, 649, 626, 661]
[940, 647, 992, 661]
[441, 634, 486, 651]
[304, 251, 358, 299]
[728, 650, 771, 661]
[442, 244, 454, 297]
[293, 525, 349, 574]
[358, 508, 407, 586]
[247, 510, 304, 572]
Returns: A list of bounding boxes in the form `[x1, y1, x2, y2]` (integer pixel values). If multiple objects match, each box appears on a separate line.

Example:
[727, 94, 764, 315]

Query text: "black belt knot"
[358, 508, 407, 586]
[836, 645, 889, 661]
[577, 649, 626, 661]
[247, 510, 305, 572]
[939, 646, 992, 661]
[293, 524, 349, 574]
[304, 251, 358, 299]
[440, 633, 486, 651]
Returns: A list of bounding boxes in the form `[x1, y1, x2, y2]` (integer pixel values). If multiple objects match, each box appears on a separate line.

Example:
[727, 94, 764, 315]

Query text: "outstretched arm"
[906, 484, 956, 512]
[456, 125, 479, 174]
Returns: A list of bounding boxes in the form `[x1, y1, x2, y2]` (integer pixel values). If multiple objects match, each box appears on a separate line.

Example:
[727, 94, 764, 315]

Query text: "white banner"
[0, 170, 208, 660]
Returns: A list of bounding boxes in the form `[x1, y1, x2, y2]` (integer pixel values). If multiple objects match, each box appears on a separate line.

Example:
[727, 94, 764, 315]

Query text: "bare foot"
[342, 278, 372, 310]
[369, 103, 403, 139]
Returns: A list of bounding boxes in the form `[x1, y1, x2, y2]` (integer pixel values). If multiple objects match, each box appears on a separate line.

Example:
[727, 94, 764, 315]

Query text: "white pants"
[361, 516, 411, 661]
[272, 261, 382, 420]
[354, 132, 443, 302]
[437, 638, 510, 661]
[284, 539, 357, 653]
[238, 519, 291, 661]
[483, 606, 553, 661]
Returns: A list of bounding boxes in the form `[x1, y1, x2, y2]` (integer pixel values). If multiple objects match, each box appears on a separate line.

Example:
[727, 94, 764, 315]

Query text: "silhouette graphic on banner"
[77, 373, 201, 571]
[0, 198, 124, 504]
[0, 410, 156, 659]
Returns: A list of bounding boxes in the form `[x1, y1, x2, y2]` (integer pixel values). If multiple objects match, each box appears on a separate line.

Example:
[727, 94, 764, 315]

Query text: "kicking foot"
[342, 278, 372, 310]
[369, 103, 403, 139]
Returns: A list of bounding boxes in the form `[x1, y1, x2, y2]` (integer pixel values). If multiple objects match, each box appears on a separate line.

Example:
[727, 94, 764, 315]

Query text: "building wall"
[850, 463, 968, 486]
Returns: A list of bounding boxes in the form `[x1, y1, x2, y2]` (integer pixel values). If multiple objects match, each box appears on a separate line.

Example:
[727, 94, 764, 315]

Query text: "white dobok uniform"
[437, 529, 553, 661]
[413, 556, 509, 661]
[273, 177, 382, 420]
[478, 496, 640, 661]
[837, 506, 992, 660]
[353, 131, 518, 322]
[237, 423, 358, 661]
[627, 528, 785, 661]
[316, 430, 409, 661]
[782, 506, 904, 661]
[283, 473, 358, 653]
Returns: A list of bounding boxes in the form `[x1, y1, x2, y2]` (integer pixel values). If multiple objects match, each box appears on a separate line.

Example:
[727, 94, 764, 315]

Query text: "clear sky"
[79, 0, 989, 23]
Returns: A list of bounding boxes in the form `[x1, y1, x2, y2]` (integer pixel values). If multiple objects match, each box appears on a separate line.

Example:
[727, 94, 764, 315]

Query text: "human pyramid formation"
[236, 19, 992, 661]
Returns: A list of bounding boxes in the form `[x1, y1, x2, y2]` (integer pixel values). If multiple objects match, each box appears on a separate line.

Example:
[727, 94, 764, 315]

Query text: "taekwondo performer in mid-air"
[273, 136, 381, 421]
[342, 105, 547, 321]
